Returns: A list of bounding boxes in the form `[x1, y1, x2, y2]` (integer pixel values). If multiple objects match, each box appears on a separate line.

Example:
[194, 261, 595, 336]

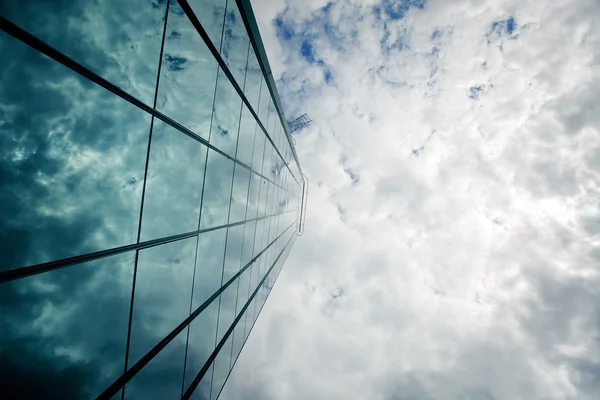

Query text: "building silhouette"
[0, 0, 306, 398]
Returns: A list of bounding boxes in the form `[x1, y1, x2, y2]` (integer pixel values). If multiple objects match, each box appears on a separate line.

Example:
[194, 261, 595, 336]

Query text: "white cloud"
[222, 0, 600, 399]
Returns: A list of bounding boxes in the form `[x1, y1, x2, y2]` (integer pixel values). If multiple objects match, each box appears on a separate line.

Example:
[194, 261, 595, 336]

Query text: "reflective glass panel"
[245, 294, 258, 341]
[124, 329, 187, 399]
[268, 100, 278, 138]
[157, 1, 218, 140]
[184, 298, 219, 392]
[0, 252, 135, 398]
[250, 125, 266, 173]
[199, 149, 235, 229]
[0, 0, 166, 105]
[211, 335, 233, 400]
[215, 282, 238, 346]
[230, 313, 246, 369]
[252, 219, 265, 258]
[230, 268, 251, 365]
[193, 228, 227, 307]
[245, 173, 261, 220]
[140, 121, 207, 241]
[189, 362, 214, 400]
[210, 68, 242, 158]
[256, 179, 269, 218]
[243, 46, 262, 112]
[240, 220, 257, 267]
[0, 32, 150, 272]
[188, 0, 227, 49]
[257, 78, 270, 126]
[235, 105, 256, 166]
[263, 147, 278, 183]
[220, 0, 250, 88]
[128, 237, 196, 366]
[229, 165, 250, 224]
[222, 224, 244, 283]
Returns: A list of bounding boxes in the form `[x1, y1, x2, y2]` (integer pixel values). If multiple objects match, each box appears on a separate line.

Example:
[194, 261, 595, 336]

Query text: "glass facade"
[0, 1, 306, 399]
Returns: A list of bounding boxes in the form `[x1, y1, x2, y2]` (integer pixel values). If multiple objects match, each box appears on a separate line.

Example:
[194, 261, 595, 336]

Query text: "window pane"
[243, 47, 262, 112]
[234, 267, 251, 320]
[211, 335, 233, 400]
[0, 32, 150, 272]
[199, 150, 235, 229]
[229, 165, 250, 224]
[241, 220, 257, 267]
[189, 362, 214, 400]
[1, 0, 166, 105]
[252, 220, 265, 257]
[245, 295, 258, 341]
[0, 252, 135, 398]
[245, 173, 261, 220]
[263, 146, 277, 183]
[236, 105, 256, 166]
[157, 1, 218, 140]
[251, 126, 266, 173]
[257, 78, 270, 127]
[230, 313, 246, 368]
[210, 68, 242, 158]
[268, 100, 278, 138]
[215, 282, 238, 345]
[128, 237, 196, 366]
[184, 298, 218, 393]
[256, 179, 270, 218]
[220, 0, 250, 88]
[188, 0, 227, 49]
[140, 121, 207, 241]
[223, 224, 244, 283]
[230, 267, 251, 367]
[193, 228, 226, 308]
[124, 329, 187, 399]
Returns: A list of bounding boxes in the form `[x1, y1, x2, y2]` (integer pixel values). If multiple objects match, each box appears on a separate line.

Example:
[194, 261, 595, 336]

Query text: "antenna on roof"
[287, 113, 312, 133]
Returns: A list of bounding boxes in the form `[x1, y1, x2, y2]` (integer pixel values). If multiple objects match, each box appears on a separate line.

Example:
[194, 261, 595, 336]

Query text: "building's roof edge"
[237, 0, 305, 183]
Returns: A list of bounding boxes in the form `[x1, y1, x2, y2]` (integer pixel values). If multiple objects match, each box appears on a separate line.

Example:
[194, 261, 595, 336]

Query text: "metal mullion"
[210, 72, 248, 388]
[0, 17, 285, 193]
[182, 230, 295, 400]
[207, 0, 232, 393]
[229, 37, 254, 369]
[181, 14, 225, 391]
[121, 3, 170, 396]
[240, 176, 262, 344]
[96, 221, 295, 400]
[255, 173, 274, 292]
[175, 0, 301, 189]
[244, 135, 270, 337]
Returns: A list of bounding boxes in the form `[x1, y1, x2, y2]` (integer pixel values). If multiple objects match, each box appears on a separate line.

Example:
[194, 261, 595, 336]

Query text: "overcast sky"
[220, 0, 600, 399]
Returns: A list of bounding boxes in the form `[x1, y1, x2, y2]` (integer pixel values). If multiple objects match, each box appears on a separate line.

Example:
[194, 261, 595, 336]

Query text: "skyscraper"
[0, 0, 306, 398]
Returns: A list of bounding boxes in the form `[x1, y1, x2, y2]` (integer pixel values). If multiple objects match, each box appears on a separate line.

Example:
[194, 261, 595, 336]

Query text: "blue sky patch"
[488, 16, 517, 43]
[374, 0, 426, 21]
[469, 85, 484, 99]
[275, 16, 295, 40]
[301, 40, 317, 63]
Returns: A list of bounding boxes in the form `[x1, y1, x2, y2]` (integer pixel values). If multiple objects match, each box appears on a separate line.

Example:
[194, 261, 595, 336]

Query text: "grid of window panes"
[0, 0, 304, 399]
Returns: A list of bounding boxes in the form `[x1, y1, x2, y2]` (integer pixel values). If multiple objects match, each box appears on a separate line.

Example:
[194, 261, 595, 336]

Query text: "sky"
[221, 0, 600, 399]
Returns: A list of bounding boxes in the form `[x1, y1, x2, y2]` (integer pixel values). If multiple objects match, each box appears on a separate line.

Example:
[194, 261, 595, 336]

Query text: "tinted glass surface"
[0, 0, 304, 398]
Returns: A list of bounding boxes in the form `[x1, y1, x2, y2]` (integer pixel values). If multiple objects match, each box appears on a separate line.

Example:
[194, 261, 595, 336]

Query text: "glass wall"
[0, 0, 304, 399]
